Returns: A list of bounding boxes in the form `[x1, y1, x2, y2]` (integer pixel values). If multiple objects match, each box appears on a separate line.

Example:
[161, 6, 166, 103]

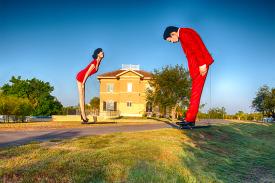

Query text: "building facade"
[97, 65, 152, 117]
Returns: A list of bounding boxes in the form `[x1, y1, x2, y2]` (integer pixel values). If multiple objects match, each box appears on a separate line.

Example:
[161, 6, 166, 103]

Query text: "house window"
[104, 101, 117, 111]
[107, 83, 114, 93]
[114, 102, 117, 111]
[127, 101, 132, 107]
[103, 101, 106, 111]
[127, 83, 132, 92]
[106, 101, 114, 111]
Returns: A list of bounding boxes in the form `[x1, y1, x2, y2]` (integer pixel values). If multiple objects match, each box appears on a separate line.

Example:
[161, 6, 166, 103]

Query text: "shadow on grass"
[147, 117, 179, 129]
[161, 121, 179, 129]
[179, 122, 275, 182]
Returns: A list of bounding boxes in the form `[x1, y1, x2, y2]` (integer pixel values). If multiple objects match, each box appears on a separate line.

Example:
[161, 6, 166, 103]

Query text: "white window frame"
[106, 100, 114, 111]
[107, 83, 114, 93]
[127, 82, 132, 92]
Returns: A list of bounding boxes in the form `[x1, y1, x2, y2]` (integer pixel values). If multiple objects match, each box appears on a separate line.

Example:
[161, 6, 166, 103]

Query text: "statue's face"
[98, 51, 104, 59]
[166, 32, 179, 43]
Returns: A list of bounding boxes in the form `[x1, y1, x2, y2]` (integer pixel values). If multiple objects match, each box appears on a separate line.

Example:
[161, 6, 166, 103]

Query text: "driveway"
[0, 123, 172, 147]
[0, 119, 233, 148]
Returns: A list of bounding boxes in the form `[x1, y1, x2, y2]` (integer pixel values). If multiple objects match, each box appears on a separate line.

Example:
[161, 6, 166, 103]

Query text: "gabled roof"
[97, 69, 152, 79]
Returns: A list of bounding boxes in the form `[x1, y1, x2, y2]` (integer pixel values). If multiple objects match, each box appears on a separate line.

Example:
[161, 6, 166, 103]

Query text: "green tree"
[235, 111, 245, 120]
[32, 95, 63, 116]
[14, 98, 33, 122]
[265, 88, 275, 117]
[208, 107, 226, 119]
[0, 95, 33, 122]
[0, 95, 16, 122]
[61, 106, 79, 115]
[90, 97, 100, 111]
[252, 85, 275, 117]
[1, 76, 63, 116]
[146, 65, 191, 119]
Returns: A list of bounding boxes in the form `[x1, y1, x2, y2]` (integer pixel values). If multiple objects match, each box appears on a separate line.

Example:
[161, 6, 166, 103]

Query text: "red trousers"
[185, 70, 208, 122]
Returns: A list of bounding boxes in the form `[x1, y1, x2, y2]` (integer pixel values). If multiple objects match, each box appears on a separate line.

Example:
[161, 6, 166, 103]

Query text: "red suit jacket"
[179, 28, 214, 78]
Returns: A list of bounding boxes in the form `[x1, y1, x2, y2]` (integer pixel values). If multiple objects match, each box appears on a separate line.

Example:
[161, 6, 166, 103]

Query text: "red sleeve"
[197, 48, 214, 66]
[196, 51, 207, 66]
[191, 29, 214, 66]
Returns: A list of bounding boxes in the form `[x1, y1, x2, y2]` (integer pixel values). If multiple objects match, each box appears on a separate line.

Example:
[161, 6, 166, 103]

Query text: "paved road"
[0, 119, 232, 148]
[0, 123, 173, 148]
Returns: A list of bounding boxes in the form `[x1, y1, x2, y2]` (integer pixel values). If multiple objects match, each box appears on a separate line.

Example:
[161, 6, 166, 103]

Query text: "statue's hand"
[199, 64, 207, 76]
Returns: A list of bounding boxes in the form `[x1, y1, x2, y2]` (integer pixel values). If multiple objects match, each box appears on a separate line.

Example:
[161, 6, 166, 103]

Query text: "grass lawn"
[0, 121, 274, 182]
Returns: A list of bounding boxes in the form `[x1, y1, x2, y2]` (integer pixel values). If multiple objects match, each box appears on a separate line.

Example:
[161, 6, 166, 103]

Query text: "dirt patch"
[2, 173, 23, 183]
[242, 166, 275, 183]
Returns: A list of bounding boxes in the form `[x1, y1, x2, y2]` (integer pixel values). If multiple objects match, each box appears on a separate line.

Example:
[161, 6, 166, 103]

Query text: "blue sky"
[0, 0, 274, 114]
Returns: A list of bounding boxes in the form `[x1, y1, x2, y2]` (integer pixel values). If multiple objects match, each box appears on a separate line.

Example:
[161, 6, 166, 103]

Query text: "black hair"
[92, 48, 103, 59]
[163, 26, 179, 40]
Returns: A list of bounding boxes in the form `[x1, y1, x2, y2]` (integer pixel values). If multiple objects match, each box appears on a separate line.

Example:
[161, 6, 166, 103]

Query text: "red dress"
[76, 59, 100, 83]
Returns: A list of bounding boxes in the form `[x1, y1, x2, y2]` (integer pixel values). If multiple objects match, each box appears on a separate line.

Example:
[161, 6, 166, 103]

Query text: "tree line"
[0, 76, 101, 122]
[0, 76, 63, 122]
[146, 65, 274, 121]
[61, 97, 100, 115]
[252, 85, 275, 118]
[0, 70, 273, 122]
[146, 64, 191, 120]
[197, 108, 263, 121]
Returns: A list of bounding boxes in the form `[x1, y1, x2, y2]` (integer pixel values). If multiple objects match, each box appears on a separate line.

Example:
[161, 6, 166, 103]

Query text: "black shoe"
[176, 121, 195, 127]
[187, 122, 195, 126]
[178, 117, 185, 121]
[81, 114, 89, 123]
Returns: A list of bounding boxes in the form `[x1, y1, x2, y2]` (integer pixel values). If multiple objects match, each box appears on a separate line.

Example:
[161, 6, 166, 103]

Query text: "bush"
[0, 95, 33, 122]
